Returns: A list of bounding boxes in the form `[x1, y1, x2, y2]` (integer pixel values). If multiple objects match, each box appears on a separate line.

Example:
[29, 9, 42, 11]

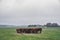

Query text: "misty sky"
[0, 0, 60, 25]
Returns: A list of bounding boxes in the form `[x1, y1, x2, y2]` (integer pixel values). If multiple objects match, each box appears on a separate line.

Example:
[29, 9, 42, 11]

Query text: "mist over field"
[0, 1, 60, 40]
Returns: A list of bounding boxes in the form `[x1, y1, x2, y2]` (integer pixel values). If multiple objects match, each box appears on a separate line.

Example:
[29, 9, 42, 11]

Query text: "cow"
[16, 28, 42, 34]
[31, 28, 42, 33]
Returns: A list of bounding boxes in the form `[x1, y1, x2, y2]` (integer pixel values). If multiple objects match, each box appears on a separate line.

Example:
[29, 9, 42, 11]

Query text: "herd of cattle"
[16, 28, 42, 34]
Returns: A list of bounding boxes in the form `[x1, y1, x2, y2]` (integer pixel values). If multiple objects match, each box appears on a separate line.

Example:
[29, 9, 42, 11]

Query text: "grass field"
[0, 27, 60, 40]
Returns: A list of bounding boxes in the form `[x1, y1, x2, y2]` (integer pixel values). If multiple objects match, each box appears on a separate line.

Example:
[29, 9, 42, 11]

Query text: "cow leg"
[40, 30, 42, 33]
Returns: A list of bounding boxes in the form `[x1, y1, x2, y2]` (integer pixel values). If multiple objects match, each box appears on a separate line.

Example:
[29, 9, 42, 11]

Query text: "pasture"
[0, 27, 60, 40]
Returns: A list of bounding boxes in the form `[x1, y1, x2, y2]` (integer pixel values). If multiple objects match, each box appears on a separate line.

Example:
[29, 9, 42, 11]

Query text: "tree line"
[28, 23, 60, 27]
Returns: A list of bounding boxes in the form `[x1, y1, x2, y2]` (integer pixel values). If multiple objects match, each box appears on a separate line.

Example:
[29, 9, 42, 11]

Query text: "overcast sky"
[0, 0, 60, 25]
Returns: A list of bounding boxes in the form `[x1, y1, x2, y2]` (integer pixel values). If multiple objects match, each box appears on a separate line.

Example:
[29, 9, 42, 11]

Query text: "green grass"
[0, 27, 60, 40]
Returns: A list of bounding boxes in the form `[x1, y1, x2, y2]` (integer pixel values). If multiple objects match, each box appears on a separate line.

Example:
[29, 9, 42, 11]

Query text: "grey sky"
[0, 0, 60, 25]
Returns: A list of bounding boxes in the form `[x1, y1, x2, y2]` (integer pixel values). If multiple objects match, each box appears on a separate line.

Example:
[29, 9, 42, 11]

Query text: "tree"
[28, 25, 37, 27]
[52, 23, 59, 27]
[46, 23, 52, 27]
[45, 23, 59, 27]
